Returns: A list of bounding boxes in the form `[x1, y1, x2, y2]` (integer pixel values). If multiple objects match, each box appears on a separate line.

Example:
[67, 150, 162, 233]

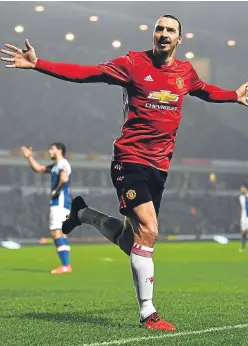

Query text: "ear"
[177, 36, 182, 45]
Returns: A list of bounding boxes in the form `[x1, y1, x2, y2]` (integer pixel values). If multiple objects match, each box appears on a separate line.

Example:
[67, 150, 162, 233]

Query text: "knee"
[139, 219, 158, 244]
[50, 229, 61, 239]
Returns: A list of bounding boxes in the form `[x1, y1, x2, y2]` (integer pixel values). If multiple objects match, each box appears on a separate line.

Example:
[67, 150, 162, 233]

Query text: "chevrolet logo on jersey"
[148, 90, 179, 104]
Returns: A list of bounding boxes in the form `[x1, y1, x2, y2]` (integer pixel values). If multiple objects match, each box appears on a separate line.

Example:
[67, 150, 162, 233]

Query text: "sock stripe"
[54, 237, 70, 266]
[133, 243, 154, 252]
[131, 248, 153, 258]
[131, 243, 154, 258]
[57, 245, 70, 252]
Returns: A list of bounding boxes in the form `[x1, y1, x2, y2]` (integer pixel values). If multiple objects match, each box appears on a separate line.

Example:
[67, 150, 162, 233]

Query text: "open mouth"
[159, 41, 170, 47]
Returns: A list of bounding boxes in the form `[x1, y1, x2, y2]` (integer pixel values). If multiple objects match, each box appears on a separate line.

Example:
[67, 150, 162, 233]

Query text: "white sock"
[130, 243, 156, 321]
[131, 265, 141, 304]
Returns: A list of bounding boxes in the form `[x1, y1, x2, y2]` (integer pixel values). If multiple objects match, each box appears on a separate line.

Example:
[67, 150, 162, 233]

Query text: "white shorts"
[241, 217, 248, 231]
[49, 206, 70, 231]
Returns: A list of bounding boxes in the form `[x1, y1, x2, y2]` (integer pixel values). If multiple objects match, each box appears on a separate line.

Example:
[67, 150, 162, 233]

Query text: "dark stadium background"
[0, 1, 248, 242]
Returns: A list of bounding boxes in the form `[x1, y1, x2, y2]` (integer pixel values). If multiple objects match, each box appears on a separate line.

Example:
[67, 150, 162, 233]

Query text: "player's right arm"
[0, 39, 132, 85]
[21, 146, 47, 173]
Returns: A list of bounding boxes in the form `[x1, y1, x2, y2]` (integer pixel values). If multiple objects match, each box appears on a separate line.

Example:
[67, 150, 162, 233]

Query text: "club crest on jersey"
[126, 189, 136, 200]
[176, 77, 184, 89]
[148, 90, 179, 104]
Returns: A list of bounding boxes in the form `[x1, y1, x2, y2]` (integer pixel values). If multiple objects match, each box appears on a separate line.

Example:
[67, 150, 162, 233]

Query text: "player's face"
[153, 17, 182, 55]
[240, 185, 247, 194]
[48, 146, 57, 160]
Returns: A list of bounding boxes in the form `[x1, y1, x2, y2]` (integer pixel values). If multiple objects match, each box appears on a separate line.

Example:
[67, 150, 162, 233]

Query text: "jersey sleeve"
[35, 54, 133, 86]
[44, 164, 54, 174]
[97, 54, 133, 86]
[189, 66, 205, 92]
[58, 160, 71, 175]
[188, 65, 237, 103]
[35, 59, 104, 83]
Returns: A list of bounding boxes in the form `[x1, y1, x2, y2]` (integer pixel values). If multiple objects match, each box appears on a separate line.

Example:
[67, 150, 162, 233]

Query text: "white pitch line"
[82, 323, 248, 346]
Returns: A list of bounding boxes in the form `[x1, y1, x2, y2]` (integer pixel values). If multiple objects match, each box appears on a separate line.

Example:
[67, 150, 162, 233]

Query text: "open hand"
[0, 39, 37, 69]
[21, 146, 33, 158]
[236, 82, 248, 107]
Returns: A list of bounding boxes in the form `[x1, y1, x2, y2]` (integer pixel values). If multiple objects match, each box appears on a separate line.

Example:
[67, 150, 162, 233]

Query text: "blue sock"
[63, 237, 70, 266]
[54, 238, 70, 266]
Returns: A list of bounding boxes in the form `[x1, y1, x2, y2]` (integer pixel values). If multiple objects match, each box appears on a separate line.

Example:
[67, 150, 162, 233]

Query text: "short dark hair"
[242, 181, 248, 188]
[51, 142, 67, 157]
[163, 14, 182, 36]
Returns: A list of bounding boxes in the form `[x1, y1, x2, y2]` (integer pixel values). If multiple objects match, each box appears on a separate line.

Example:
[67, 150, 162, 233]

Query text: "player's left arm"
[51, 170, 69, 198]
[189, 66, 248, 106]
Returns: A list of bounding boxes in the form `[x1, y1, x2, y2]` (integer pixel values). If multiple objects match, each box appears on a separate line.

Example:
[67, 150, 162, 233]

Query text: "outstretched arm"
[189, 66, 248, 106]
[0, 39, 131, 85]
[34, 59, 104, 83]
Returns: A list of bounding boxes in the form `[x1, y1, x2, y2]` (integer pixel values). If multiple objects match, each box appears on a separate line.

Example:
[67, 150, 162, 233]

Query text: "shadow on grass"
[1, 311, 135, 328]
[2, 267, 48, 273]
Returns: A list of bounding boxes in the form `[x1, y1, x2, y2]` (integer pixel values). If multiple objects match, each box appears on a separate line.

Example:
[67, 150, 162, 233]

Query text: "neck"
[55, 155, 64, 164]
[152, 48, 176, 66]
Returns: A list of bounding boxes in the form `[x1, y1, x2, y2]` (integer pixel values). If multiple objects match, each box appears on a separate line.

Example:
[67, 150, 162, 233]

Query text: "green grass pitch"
[0, 241, 248, 345]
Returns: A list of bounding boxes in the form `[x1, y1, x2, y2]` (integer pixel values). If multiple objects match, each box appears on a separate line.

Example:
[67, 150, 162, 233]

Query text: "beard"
[153, 41, 177, 57]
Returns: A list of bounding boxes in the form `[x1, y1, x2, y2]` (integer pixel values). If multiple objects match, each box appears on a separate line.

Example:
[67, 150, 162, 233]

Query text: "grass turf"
[0, 241, 248, 345]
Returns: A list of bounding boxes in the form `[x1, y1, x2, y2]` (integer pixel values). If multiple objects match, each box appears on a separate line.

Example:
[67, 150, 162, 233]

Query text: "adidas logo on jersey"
[144, 75, 154, 82]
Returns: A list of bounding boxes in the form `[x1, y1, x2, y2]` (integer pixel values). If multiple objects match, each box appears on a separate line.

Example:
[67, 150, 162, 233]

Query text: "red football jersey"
[35, 51, 237, 171]
[98, 50, 205, 171]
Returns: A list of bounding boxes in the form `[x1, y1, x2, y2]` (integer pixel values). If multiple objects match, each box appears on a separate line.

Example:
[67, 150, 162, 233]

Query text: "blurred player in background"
[21, 143, 72, 273]
[2, 14, 248, 331]
[239, 182, 248, 252]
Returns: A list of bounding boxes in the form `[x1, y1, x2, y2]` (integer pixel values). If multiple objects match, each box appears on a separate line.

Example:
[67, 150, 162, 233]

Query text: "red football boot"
[141, 312, 176, 331]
